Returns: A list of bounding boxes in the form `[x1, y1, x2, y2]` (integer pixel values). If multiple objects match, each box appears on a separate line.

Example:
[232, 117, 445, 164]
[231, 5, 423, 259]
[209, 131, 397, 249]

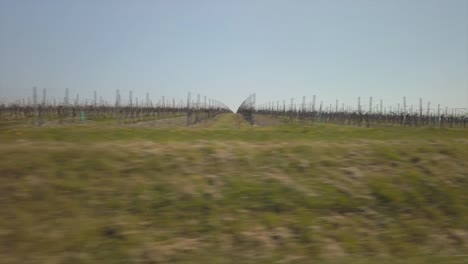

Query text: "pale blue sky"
[0, 0, 467, 111]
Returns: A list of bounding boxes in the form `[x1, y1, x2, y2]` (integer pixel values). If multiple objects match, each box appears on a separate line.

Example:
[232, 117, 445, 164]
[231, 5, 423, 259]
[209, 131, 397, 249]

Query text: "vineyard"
[238, 94, 467, 128]
[0, 91, 467, 264]
[2, 89, 467, 129]
[2, 0, 466, 262]
[0, 88, 231, 126]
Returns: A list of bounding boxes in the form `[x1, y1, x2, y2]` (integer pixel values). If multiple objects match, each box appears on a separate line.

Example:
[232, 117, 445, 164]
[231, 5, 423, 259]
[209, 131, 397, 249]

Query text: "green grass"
[0, 114, 467, 263]
[1, 114, 467, 144]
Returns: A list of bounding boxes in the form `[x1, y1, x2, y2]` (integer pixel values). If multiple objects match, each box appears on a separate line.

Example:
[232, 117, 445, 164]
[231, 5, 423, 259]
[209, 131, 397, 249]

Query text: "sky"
[0, 0, 467, 112]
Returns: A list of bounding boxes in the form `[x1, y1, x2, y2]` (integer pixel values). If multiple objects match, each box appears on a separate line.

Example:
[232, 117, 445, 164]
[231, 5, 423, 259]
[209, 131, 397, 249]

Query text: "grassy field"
[1, 113, 467, 263]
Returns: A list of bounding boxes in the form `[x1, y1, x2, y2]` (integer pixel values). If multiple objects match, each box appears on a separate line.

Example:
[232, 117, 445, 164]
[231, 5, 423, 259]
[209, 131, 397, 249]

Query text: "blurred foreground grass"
[0, 114, 467, 263]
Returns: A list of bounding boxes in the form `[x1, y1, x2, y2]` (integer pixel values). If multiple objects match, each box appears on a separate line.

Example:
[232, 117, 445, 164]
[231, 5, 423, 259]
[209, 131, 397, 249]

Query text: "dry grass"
[0, 114, 467, 263]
